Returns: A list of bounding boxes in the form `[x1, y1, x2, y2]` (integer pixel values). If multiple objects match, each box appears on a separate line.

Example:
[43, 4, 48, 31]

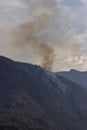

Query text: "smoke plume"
[40, 43, 55, 70]
[12, 13, 55, 70]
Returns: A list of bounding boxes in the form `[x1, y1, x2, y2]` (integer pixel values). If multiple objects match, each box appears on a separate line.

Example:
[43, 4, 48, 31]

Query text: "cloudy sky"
[0, 0, 87, 71]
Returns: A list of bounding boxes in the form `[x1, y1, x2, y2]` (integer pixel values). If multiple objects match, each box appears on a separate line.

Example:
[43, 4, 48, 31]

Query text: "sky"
[0, 0, 87, 71]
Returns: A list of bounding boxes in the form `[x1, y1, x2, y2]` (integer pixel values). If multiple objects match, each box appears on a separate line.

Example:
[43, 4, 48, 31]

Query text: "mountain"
[57, 69, 87, 87]
[0, 56, 87, 129]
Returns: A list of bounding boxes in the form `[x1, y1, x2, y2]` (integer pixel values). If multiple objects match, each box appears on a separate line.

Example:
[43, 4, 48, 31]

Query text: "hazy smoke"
[0, 0, 86, 71]
[12, 13, 55, 70]
[40, 43, 55, 70]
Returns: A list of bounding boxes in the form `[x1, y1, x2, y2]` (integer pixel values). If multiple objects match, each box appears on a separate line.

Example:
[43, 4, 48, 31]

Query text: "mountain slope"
[57, 69, 87, 87]
[0, 56, 87, 130]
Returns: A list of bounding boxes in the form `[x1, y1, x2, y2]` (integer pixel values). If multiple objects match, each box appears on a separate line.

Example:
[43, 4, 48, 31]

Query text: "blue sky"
[0, 0, 87, 71]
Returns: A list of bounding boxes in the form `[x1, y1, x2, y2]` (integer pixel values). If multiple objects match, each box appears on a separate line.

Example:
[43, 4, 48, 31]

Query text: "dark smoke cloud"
[12, 13, 55, 70]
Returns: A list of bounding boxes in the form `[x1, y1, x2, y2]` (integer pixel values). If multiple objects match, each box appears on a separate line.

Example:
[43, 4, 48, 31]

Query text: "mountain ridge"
[57, 69, 87, 87]
[0, 56, 87, 129]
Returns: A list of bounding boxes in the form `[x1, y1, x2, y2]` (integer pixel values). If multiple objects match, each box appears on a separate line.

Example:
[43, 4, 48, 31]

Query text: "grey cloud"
[61, 0, 84, 7]
[9, 0, 87, 71]
[0, 0, 87, 71]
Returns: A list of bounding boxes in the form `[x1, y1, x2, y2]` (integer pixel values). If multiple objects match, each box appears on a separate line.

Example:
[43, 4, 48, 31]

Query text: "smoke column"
[40, 43, 55, 70]
[12, 13, 55, 70]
